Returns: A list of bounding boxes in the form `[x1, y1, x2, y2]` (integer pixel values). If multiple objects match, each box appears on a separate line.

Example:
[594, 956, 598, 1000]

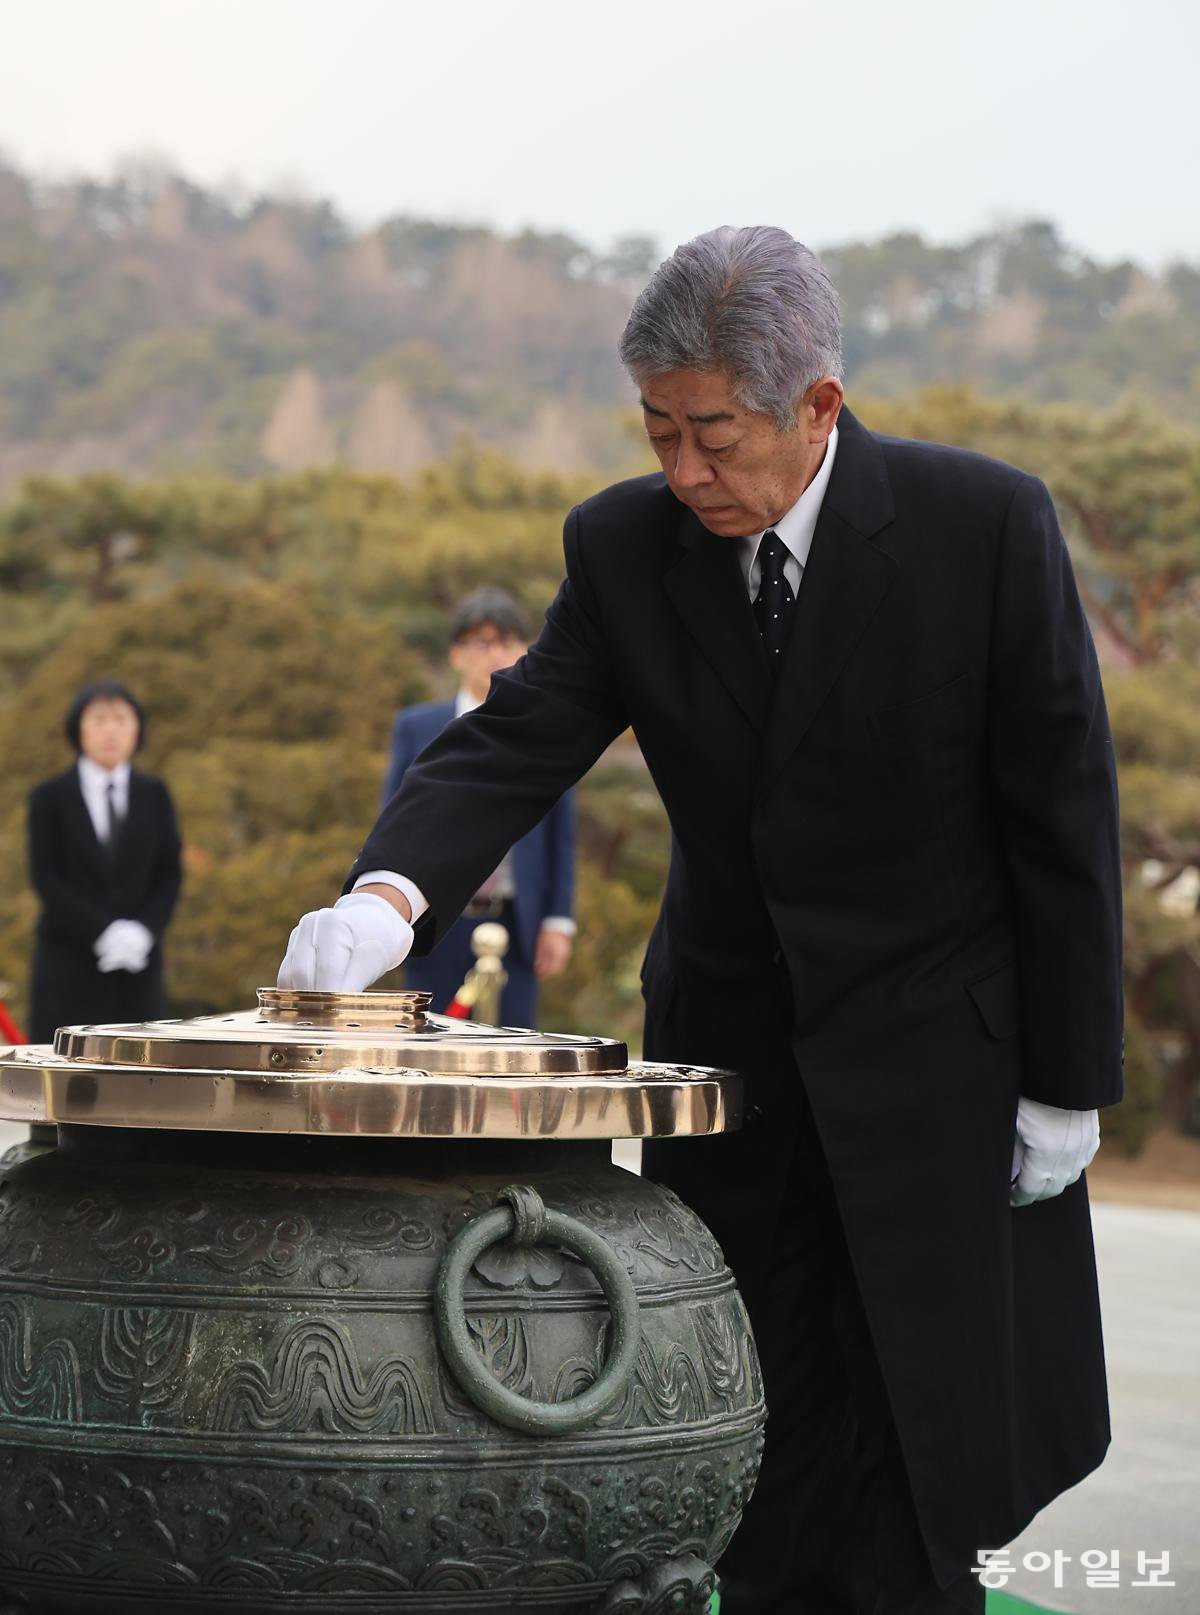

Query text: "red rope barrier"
[0, 1001, 25, 1043]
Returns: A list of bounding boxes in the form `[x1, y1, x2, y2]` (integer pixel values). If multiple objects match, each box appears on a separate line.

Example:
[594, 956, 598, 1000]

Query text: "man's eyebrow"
[639, 398, 737, 426]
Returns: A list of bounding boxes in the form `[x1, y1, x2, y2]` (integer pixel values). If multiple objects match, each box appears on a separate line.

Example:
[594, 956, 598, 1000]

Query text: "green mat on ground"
[986, 1594, 1065, 1615]
[708, 1591, 1063, 1613]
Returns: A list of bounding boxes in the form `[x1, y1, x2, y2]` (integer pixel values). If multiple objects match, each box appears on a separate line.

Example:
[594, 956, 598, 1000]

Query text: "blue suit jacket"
[382, 699, 575, 968]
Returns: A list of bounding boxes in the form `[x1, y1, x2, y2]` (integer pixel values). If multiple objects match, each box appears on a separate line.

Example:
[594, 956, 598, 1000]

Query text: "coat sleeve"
[133, 780, 183, 938]
[381, 711, 414, 807]
[346, 507, 626, 950]
[987, 474, 1124, 1111]
[542, 789, 577, 921]
[27, 783, 113, 946]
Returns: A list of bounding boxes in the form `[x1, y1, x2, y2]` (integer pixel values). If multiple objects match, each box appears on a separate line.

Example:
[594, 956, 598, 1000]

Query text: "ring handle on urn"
[434, 1184, 641, 1435]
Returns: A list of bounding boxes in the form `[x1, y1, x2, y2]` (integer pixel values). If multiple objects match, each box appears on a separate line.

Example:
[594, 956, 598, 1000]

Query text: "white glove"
[1010, 1097, 1100, 1207]
[94, 919, 155, 974]
[277, 892, 414, 992]
[97, 932, 150, 974]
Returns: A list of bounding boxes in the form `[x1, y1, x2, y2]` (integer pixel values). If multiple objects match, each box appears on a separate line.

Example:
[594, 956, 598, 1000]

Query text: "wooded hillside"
[3, 159, 1199, 486]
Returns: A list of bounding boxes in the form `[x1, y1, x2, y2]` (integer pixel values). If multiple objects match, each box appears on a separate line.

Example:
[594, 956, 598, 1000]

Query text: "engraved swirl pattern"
[0, 1145, 764, 1611]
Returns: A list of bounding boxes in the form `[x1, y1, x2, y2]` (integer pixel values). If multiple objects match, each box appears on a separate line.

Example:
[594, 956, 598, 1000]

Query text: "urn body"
[0, 1130, 764, 1614]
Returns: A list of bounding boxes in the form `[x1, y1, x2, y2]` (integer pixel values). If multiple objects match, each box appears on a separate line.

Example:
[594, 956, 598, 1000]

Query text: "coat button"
[771, 949, 783, 968]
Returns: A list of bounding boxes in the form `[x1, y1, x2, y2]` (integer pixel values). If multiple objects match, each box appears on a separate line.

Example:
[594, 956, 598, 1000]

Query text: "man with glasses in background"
[376, 587, 576, 1025]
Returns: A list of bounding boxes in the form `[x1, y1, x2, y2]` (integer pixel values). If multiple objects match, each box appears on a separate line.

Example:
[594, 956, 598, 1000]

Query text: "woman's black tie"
[104, 782, 121, 864]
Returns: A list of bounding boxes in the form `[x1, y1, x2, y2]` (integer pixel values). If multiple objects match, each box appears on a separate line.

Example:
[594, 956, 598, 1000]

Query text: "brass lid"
[0, 989, 740, 1141]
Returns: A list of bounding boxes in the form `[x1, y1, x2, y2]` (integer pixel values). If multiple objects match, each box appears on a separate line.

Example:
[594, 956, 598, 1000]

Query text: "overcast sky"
[3, 0, 1196, 266]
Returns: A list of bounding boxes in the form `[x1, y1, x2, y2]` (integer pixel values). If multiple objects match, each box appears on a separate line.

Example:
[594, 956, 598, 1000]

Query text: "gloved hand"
[277, 892, 414, 992]
[1010, 1097, 1100, 1207]
[96, 920, 153, 974]
[94, 919, 155, 974]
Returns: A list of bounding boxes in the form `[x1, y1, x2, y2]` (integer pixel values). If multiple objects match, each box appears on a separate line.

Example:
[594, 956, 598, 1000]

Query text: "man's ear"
[806, 377, 844, 440]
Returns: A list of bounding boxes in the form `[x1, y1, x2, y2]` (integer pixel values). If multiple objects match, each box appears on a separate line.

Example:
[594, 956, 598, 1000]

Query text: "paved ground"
[1, 1126, 1194, 1613]
[1001, 1200, 1198, 1614]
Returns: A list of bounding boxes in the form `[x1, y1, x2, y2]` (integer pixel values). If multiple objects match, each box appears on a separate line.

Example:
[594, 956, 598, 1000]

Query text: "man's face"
[640, 368, 843, 537]
[449, 621, 527, 701]
[78, 698, 140, 769]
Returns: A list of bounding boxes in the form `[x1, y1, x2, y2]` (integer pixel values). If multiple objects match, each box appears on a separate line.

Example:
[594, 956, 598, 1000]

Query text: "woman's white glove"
[1010, 1097, 1100, 1207]
[277, 892, 414, 992]
[94, 919, 155, 974]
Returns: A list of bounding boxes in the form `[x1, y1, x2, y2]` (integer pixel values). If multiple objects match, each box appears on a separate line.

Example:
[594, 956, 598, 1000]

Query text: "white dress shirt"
[77, 756, 131, 845]
[355, 688, 576, 937]
[738, 423, 839, 600]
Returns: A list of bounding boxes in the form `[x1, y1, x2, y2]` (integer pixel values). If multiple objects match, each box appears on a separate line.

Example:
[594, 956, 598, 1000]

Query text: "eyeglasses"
[456, 632, 524, 652]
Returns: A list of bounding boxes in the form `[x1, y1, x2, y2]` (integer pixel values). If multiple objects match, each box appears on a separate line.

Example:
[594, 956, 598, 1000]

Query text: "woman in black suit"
[27, 680, 183, 1043]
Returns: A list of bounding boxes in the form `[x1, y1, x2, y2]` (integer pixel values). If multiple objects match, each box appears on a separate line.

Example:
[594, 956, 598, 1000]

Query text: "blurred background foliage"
[0, 449, 668, 1061]
[1, 391, 1197, 1151]
[1, 163, 1198, 1154]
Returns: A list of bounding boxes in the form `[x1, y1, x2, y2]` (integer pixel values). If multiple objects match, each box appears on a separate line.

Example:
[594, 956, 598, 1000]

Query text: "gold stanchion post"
[465, 922, 509, 1024]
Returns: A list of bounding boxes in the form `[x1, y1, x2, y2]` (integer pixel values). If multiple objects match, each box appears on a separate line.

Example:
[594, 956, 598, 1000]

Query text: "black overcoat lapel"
[756, 408, 898, 799]
[662, 508, 772, 736]
[113, 772, 151, 877]
[62, 766, 109, 874]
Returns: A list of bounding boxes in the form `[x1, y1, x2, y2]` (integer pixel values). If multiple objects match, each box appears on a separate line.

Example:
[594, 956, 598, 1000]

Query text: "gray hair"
[618, 225, 842, 430]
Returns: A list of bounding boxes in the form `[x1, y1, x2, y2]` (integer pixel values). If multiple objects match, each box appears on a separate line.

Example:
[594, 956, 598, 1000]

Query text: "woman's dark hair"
[65, 680, 146, 753]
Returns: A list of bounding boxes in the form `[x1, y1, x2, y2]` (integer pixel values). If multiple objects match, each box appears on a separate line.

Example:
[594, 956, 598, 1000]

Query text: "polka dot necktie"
[751, 529, 796, 672]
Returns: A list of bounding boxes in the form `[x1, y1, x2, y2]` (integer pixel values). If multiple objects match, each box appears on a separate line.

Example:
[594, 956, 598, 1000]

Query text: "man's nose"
[673, 440, 717, 489]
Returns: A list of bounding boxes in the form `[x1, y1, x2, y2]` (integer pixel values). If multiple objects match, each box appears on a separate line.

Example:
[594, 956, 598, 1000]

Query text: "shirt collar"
[77, 756, 131, 793]
[455, 688, 483, 718]
[737, 422, 840, 575]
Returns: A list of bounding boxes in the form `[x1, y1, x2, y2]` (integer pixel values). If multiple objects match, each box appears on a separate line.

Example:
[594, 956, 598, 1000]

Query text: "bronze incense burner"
[0, 991, 763, 1614]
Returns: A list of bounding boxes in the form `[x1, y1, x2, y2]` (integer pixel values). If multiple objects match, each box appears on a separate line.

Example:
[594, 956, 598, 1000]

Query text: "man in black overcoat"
[279, 226, 1123, 1614]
